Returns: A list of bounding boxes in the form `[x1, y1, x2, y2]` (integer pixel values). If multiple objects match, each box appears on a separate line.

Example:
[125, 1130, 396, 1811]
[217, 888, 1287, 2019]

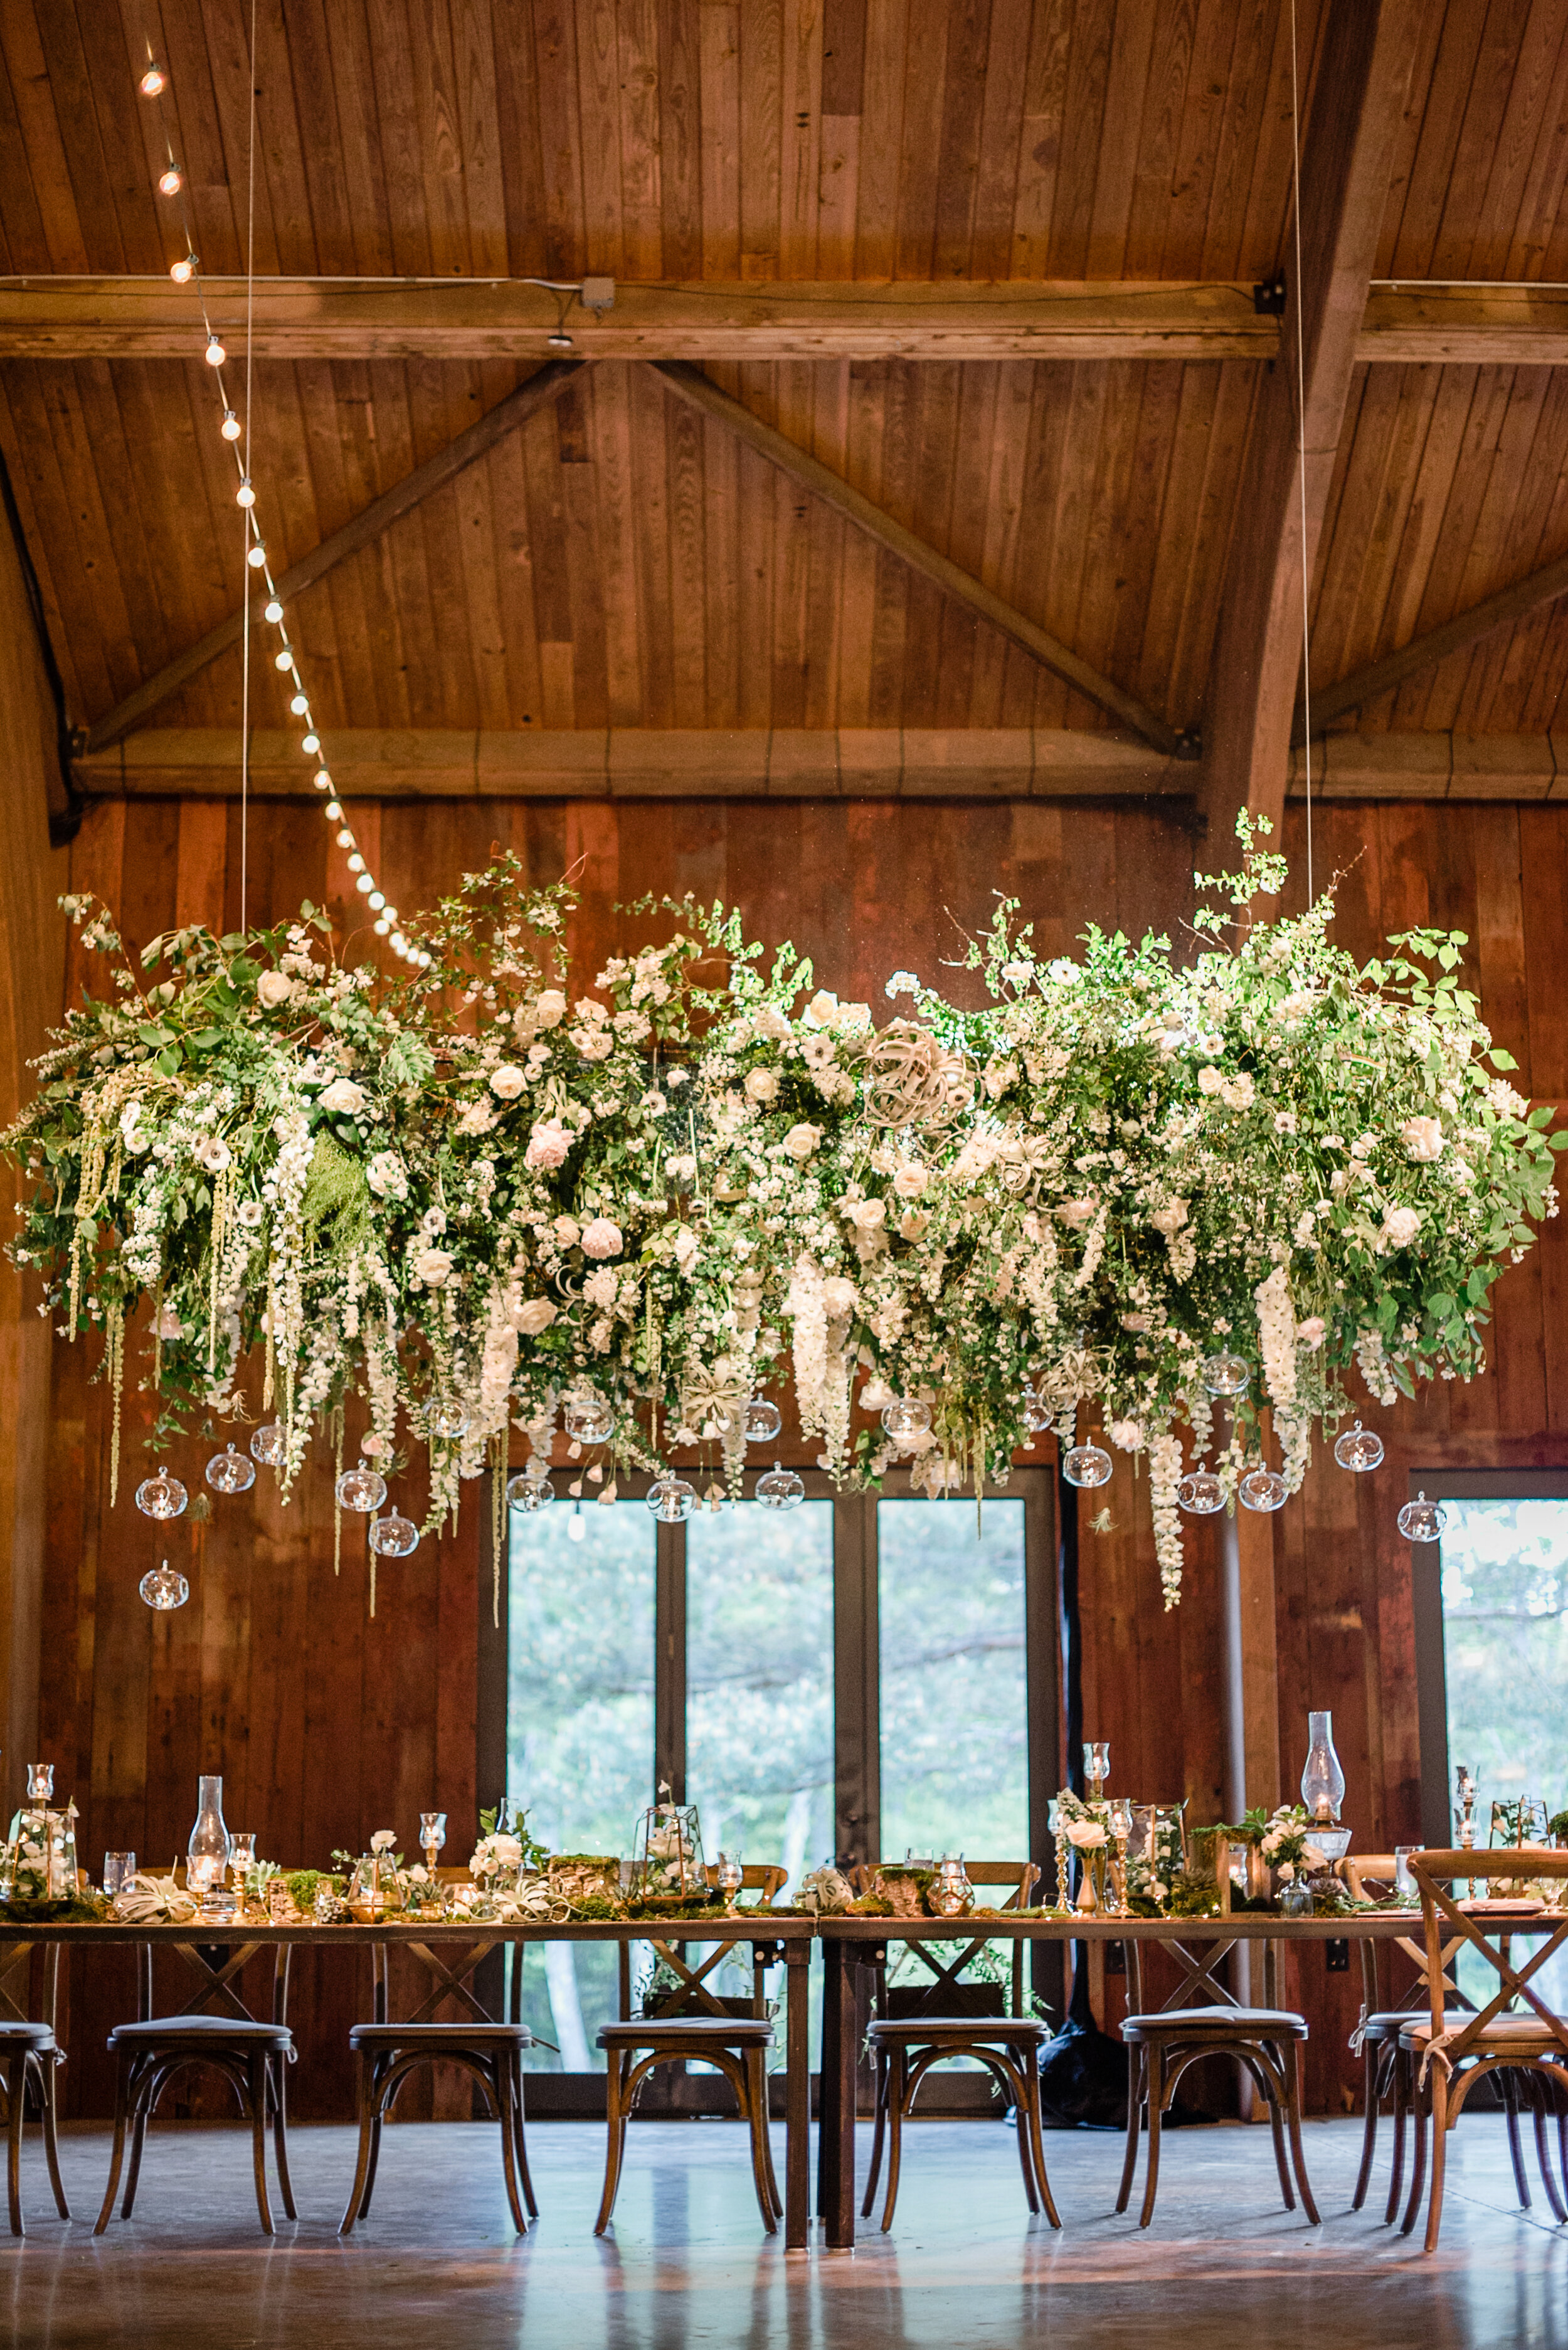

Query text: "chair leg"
[1401, 2066, 1429, 2236]
[1116, 2043, 1143, 2214]
[1283, 2041, 1320, 2226]
[749, 2050, 782, 2221]
[1020, 2053, 1061, 2230]
[1256, 2055, 1295, 2213]
[1351, 2039, 1382, 2213]
[512, 2057, 538, 2221]
[1138, 2048, 1164, 2229]
[1384, 2046, 1409, 2227]
[1503, 2067, 1532, 2209]
[5, 2046, 26, 2237]
[339, 2052, 377, 2235]
[361, 2111, 384, 2218]
[40, 2057, 69, 2221]
[1009, 2058, 1040, 2216]
[1424, 2068, 1450, 2253]
[594, 2051, 625, 2235]
[861, 2051, 889, 2220]
[270, 2056, 297, 2223]
[880, 2047, 906, 2233]
[741, 2055, 778, 2235]
[494, 2058, 529, 2235]
[248, 2051, 275, 2236]
[93, 2056, 134, 2235]
[121, 2095, 149, 2220]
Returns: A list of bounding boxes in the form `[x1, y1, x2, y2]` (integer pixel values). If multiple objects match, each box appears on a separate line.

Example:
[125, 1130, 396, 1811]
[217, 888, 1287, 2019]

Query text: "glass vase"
[187, 1775, 233, 1920]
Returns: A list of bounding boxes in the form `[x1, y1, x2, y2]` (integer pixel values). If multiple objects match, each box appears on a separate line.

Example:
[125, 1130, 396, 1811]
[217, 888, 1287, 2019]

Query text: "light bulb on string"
[368, 891, 385, 911]
[236, 478, 255, 508]
[204, 337, 226, 367]
[264, 600, 283, 624]
[290, 694, 308, 715]
[170, 255, 195, 284]
[158, 166, 182, 196]
[140, 65, 167, 95]
[220, 409, 241, 440]
[301, 733, 320, 753]
[273, 649, 293, 671]
[314, 770, 332, 791]
[374, 920, 390, 937]
[336, 829, 354, 849]
[247, 543, 267, 568]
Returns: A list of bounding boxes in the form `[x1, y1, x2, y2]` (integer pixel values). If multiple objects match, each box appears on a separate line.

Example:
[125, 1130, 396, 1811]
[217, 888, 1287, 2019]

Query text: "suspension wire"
[1290, 0, 1313, 903]
[240, 0, 258, 931]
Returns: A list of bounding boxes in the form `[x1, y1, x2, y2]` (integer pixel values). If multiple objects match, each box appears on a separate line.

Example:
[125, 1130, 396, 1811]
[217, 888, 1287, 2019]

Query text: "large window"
[492, 1470, 1058, 2098]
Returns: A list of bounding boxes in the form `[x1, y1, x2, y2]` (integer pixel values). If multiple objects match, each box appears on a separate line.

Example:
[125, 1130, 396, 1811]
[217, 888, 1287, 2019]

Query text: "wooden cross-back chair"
[854, 1861, 1056, 2231]
[0, 1943, 68, 2233]
[593, 1861, 789, 2237]
[1403, 1849, 1568, 2250]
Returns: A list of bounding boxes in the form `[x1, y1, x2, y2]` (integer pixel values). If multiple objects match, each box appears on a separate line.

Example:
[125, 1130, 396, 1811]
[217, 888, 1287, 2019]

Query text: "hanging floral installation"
[5, 820, 1561, 1607]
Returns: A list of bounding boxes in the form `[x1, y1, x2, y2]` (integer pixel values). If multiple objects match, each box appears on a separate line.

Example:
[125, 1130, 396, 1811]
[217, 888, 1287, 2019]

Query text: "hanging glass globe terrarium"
[1397, 1490, 1446, 1543]
[646, 1474, 697, 1523]
[744, 1397, 783, 1443]
[1062, 1438, 1113, 1489]
[1333, 1420, 1385, 1473]
[881, 1397, 932, 1441]
[135, 1470, 188, 1521]
[1239, 1465, 1288, 1513]
[1177, 1467, 1225, 1516]
[369, 1512, 420, 1558]
[205, 1443, 255, 1494]
[1200, 1351, 1250, 1398]
[563, 1392, 615, 1445]
[756, 1460, 805, 1511]
[430, 1401, 470, 1440]
[336, 1455, 387, 1513]
[1020, 1383, 1052, 1434]
[139, 1558, 189, 1610]
[249, 1422, 285, 1467]
[506, 1462, 555, 1511]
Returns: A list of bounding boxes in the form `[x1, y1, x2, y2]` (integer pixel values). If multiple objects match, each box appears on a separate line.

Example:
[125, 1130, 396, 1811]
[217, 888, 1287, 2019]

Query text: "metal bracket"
[1173, 726, 1202, 764]
[1253, 273, 1287, 316]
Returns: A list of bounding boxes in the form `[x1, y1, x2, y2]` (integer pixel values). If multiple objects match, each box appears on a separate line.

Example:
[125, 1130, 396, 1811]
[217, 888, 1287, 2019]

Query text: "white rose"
[1220, 1073, 1255, 1112]
[744, 1067, 781, 1104]
[525, 1118, 572, 1171]
[580, 1217, 623, 1260]
[534, 991, 568, 1029]
[319, 1078, 368, 1115]
[257, 970, 295, 1009]
[1260, 1828, 1284, 1858]
[843, 1196, 886, 1231]
[1301, 1846, 1327, 1874]
[514, 1299, 557, 1336]
[803, 989, 840, 1028]
[1064, 1820, 1106, 1849]
[893, 1162, 928, 1199]
[413, 1246, 453, 1286]
[1057, 1198, 1095, 1228]
[366, 1151, 406, 1199]
[490, 1064, 526, 1101]
[371, 1829, 396, 1853]
[898, 1208, 931, 1241]
[491, 1834, 523, 1868]
[569, 1028, 615, 1063]
[1296, 1316, 1326, 1348]
[1401, 1115, 1444, 1162]
[1196, 1065, 1224, 1097]
[553, 1215, 581, 1248]
[1149, 1199, 1187, 1235]
[1380, 1205, 1422, 1250]
[1276, 1862, 1295, 1883]
[820, 1275, 858, 1317]
[781, 1123, 821, 1161]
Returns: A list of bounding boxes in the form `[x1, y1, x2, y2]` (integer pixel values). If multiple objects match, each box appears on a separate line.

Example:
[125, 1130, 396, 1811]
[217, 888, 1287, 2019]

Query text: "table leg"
[820, 1941, 858, 2250]
[784, 1941, 810, 2252]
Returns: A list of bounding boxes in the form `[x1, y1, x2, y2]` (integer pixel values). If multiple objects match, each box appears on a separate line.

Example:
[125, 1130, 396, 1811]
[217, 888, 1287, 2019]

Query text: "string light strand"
[134, 38, 427, 968]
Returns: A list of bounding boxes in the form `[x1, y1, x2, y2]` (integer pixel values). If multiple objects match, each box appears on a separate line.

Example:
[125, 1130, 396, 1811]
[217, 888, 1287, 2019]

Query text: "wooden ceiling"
[1, 0, 1567, 827]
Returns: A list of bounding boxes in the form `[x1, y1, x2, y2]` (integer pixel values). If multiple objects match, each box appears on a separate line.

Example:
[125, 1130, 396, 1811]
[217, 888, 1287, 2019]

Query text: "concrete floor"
[2, 2115, 1565, 2348]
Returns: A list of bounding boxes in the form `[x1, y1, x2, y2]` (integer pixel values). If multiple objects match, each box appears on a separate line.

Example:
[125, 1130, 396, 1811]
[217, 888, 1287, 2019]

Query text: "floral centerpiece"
[6, 821, 1562, 1609]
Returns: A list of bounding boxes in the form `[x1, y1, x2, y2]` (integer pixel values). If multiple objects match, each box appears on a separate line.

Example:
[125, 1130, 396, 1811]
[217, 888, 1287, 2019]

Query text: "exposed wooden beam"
[74, 722, 1555, 803]
[1293, 550, 1568, 742]
[1200, 0, 1423, 851]
[6, 277, 1568, 364]
[82, 361, 583, 753]
[650, 361, 1185, 758]
[72, 725, 1187, 800]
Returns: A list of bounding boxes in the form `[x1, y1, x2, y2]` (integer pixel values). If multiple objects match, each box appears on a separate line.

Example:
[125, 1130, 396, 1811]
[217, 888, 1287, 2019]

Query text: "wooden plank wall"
[33, 789, 1568, 2117]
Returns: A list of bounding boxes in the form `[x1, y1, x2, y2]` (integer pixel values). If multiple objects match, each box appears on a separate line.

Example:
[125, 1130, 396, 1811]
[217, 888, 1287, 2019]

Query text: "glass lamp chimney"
[1300, 1711, 1346, 1823]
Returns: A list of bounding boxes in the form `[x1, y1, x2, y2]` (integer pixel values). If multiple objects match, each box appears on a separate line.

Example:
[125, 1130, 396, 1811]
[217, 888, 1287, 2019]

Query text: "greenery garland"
[6, 821, 1562, 1606]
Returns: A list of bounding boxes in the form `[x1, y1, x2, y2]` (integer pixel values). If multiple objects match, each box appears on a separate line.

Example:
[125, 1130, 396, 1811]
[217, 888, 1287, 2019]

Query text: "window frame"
[1408, 1469, 1568, 1846]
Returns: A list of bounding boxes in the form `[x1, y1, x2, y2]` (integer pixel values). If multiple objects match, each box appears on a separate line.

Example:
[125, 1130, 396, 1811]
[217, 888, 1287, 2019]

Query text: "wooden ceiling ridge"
[1291, 546, 1568, 745]
[1199, 0, 1425, 849]
[4, 280, 1568, 366]
[80, 361, 585, 755]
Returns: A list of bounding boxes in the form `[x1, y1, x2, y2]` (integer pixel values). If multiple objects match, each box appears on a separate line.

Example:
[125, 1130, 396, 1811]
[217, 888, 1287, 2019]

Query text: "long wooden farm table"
[0, 1913, 819, 2249]
[815, 1910, 1428, 2249]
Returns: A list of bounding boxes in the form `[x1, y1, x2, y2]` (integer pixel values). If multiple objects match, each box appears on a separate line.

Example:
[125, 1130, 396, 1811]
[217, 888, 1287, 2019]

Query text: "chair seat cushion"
[107, 2016, 292, 2048]
[867, 2017, 1051, 2044]
[598, 2018, 774, 2047]
[1399, 2014, 1564, 2050]
[1360, 2010, 1470, 2043]
[348, 2023, 533, 2047]
[0, 2023, 55, 2051]
[1122, 2006, 1308, 2041]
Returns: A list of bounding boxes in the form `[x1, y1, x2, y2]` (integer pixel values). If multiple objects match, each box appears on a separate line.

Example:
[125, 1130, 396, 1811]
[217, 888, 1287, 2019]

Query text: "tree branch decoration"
[6, 822, 1562, 1606]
